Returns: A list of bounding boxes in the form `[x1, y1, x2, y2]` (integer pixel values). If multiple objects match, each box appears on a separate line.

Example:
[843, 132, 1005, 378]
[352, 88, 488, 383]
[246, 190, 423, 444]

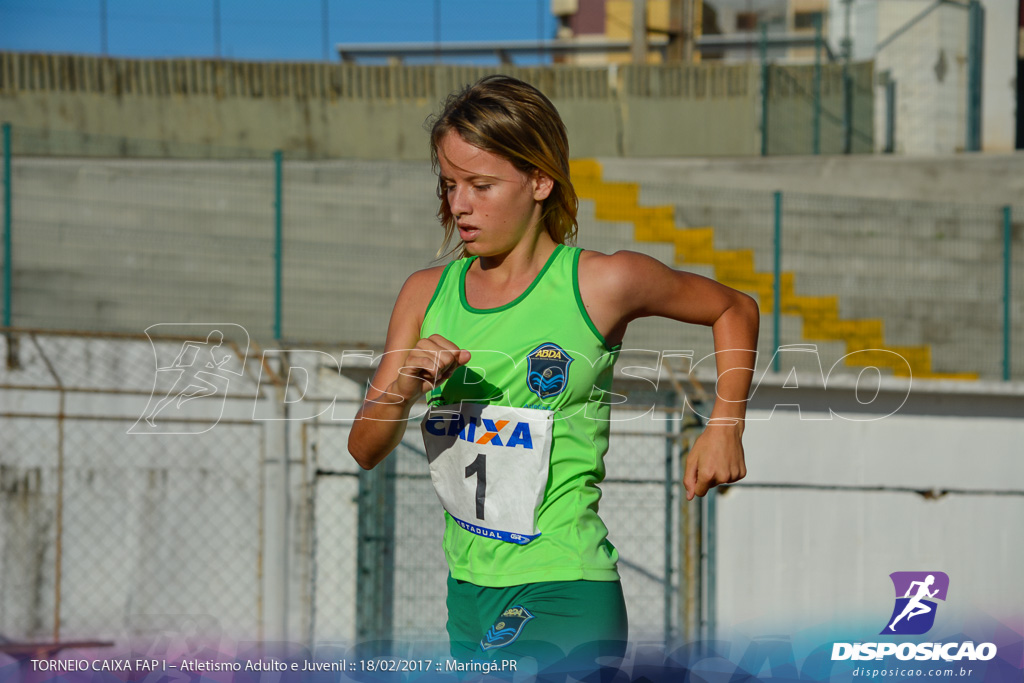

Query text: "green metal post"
[1004, 206, 1012, 381]
[966, 0, 984, 152]
[773, 191, 782, 373]
[760, 24, 769, 157]
[355, 454, 396, 656]
[664, 390, 676, 646]
[812, 14, 822, 155]
[273, 150, 283, 341]
[884, 76, 896, 153]
[704, 489, 716, 641]
[841, 0, 853, 154]
[2, 123, 11, 328]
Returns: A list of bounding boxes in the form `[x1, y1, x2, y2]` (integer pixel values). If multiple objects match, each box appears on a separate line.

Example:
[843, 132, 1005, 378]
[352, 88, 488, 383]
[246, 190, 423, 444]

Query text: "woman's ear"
[532, 169, 554, 201]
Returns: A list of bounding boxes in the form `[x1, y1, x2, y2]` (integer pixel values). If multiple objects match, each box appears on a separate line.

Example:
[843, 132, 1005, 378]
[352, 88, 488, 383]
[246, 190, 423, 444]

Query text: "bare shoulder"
[575, 249, 671, 342]
[578, 248, 755, 326]
[578, 248, 661, 272]
[396, 264, 447, 311]
[577, 249, 669, 300]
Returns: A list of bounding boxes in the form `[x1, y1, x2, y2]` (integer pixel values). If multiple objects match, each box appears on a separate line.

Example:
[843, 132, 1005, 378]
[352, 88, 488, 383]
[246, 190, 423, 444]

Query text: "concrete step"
[13, 267, 397, 345]
[6, 157, 1019, 380]
[795, 272, 1013, 303]
[595, 155, 1024, 207]
[667, 204, 1009, 258]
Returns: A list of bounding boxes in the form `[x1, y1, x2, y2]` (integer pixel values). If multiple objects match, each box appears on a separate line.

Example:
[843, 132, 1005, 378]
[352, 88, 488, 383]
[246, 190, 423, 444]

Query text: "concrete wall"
[766, 61, 875, 155]
[4, 154, 1021, 380]
[0, 53, 835, 160]
[1, 333, 1021, 648]
[598, 155, 1024, 381]
[716, 378, 1024, 635]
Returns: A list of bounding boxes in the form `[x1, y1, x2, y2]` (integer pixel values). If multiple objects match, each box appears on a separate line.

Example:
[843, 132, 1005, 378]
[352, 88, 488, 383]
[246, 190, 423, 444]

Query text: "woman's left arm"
[578, 250, 761, 500]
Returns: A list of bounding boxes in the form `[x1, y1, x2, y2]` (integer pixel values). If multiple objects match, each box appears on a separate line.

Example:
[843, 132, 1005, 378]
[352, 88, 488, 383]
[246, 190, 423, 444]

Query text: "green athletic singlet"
[420, 244, 621, 587]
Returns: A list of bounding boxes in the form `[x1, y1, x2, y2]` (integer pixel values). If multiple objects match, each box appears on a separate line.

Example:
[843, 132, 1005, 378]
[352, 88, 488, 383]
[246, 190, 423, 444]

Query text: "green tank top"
[420, 244, 621, 586]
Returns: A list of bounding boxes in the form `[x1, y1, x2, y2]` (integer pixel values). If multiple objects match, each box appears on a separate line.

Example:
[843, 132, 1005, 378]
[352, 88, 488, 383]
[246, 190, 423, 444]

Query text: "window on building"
[736, 12, 758, 31]
[794, 11, 823, 30]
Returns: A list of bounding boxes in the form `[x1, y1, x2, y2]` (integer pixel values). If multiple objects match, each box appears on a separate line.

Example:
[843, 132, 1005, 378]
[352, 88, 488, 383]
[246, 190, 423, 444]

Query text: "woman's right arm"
[347, 267, 470, 470]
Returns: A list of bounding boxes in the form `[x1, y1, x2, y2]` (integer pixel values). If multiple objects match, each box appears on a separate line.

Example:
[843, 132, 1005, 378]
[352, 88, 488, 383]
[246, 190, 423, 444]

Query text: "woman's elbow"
[726, 292, 761, 349]
[350, 452, 378, 471]
[739, 291, 760, 327]
[347, 433, 382, 471]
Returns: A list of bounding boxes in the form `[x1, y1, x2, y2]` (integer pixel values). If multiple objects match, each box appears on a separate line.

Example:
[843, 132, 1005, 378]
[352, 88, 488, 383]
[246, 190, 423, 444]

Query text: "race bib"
[421, 403, 553, 545]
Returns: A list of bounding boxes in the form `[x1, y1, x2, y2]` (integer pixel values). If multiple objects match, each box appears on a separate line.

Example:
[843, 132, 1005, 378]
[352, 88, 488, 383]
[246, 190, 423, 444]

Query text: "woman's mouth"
[458, 225, 480, 240]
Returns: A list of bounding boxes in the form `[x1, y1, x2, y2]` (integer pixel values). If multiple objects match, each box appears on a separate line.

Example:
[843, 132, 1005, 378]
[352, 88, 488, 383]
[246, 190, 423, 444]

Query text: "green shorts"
[445, 575, 628, 669]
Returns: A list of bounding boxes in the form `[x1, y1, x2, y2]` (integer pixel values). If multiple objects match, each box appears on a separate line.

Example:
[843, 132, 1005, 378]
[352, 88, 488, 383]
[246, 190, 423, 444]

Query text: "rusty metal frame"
[0, 327, 276, 643]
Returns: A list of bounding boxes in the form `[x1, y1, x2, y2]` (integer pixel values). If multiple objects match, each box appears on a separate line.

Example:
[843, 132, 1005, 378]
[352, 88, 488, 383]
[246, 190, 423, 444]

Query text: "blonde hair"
[429, 75, 578, 258]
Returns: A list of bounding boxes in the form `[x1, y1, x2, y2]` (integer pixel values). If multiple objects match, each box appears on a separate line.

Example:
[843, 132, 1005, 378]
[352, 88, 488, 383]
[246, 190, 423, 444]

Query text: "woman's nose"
[449, 186, 470, 217]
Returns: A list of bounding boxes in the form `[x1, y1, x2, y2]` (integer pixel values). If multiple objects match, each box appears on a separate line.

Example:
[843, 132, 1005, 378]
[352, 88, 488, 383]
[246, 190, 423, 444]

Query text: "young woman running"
[348, 75, 759, 669]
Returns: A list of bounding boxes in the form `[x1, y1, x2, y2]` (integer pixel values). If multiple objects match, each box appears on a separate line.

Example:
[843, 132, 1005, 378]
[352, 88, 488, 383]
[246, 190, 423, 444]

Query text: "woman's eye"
[474, 184, 492, 191]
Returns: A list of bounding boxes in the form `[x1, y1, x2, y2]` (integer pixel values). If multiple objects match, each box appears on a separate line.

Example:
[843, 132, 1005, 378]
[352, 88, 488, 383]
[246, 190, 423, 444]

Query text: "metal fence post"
[760, 24, 769, 157]
[263, 377, 289, 642]
[966, 0, 985, 152]
[1004, 206, 1013, 381]
[274, 150, 283, 341]
[703, 487, 716, 641]
[773, 191, 782, 373]
[679, 378, 708, 644]
[840, 0, 854, 154]
[664, 390, 676, 646]
[3, 123, 11, 329]
[356, 455, 396, 656]
[884, 75, 897, 154]
[812, 15, 822, 155]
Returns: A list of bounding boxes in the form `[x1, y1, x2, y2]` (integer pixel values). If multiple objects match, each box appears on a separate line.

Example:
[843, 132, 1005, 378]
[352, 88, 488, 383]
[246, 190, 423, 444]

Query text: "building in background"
[1019, 0, 1023, 149]
[550, 0, 707, 64]
[550, 0, 1017, 152]
[826, 0, 1017, 154]
[551, 0, 830, 64]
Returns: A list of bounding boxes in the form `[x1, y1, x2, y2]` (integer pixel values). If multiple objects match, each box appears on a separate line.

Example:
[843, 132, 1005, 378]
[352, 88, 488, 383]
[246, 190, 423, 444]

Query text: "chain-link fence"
[0, 330, 273, 644]
[630, 181, 1022, 381]
[0, 330, 712, 652]
[763, 61, 874, 155]
[1, 131, 1020, 380]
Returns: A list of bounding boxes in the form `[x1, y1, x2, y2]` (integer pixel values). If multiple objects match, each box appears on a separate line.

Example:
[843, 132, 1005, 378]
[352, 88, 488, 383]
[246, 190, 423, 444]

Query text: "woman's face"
[436, 131, 551, 258]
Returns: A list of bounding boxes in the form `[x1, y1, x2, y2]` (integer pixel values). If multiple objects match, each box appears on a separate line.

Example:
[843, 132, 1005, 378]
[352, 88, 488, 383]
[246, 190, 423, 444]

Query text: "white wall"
[981, 0, 1019, 152]
[714, 380, 1024, 636]
[830, 0, 1017, 154]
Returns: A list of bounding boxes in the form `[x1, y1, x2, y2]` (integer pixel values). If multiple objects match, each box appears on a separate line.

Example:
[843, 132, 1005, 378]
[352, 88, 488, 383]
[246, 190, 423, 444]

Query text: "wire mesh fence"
[0, 331, 270, 644]
[780, 192, 1015, 380]
[0, 330, 708, 652]
[764, 61, 874, 156]
[633, 179, 1022, 381]
[1, 129, 1020, 380]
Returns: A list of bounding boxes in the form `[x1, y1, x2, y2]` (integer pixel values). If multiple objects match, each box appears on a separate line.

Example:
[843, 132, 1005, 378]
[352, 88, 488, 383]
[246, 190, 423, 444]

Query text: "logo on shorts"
[480, 605, 534, 651]
[881, 571, 949, 635]
[526, 343, 572, 399]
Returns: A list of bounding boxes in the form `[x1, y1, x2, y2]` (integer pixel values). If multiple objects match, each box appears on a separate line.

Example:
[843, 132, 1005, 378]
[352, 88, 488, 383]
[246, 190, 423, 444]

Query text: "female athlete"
[348, 75, 759, 670]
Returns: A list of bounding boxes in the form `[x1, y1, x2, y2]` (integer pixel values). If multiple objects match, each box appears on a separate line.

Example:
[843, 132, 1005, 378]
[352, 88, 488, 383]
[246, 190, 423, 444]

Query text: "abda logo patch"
[480, 605, 534, 651]
[526, 342, 573, 399]
[881, 572, 949, 635]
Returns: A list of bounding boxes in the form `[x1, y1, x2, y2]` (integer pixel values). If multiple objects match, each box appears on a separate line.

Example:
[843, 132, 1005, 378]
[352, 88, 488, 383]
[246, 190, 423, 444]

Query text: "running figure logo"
[881, 571, 949, 635]
[130, 324, 249, 435]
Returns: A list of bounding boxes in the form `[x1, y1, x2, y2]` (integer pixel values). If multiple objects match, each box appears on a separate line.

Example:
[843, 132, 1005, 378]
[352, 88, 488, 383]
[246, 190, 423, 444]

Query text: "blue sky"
[0, 0, 558, 63]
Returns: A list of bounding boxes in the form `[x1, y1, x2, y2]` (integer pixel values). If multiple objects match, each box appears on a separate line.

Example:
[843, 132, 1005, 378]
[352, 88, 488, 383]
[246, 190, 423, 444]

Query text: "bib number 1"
[465, 453, 486, 520]
[421, 404, 553, 545]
